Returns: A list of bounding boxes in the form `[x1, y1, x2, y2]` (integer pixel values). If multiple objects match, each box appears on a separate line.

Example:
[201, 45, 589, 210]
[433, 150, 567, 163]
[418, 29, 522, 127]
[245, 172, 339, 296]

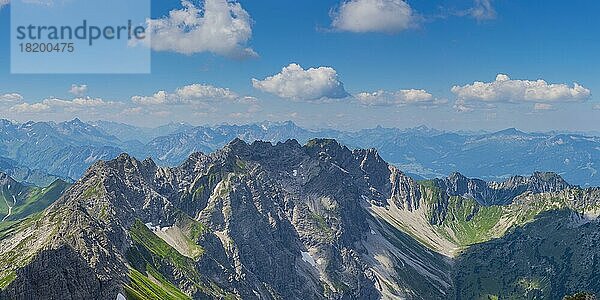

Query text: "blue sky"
[0, 0, 599, 131]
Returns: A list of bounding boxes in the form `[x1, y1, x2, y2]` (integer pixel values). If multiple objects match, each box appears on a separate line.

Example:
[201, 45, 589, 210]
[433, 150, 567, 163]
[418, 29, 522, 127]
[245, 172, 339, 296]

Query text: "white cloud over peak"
[69, 84, 88, 96]
[132, 84, 242, 105]
[355, 89, 446, 107]
[451, 74, 591, 107]
[145, 0, 256, 58]
[252, 63, 349, 101]
[331, 0, 418, 33]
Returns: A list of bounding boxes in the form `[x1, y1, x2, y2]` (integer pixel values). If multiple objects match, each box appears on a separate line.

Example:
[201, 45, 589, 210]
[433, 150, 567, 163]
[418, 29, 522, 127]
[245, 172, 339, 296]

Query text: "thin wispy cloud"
[533, 103, 555, 111]
[467, 0, 496, 21]
[9, 97, 116, 114]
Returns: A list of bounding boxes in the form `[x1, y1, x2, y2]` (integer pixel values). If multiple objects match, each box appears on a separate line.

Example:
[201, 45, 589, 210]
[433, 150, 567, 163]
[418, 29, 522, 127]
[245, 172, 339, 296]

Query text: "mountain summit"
[0, 139, 599, 299]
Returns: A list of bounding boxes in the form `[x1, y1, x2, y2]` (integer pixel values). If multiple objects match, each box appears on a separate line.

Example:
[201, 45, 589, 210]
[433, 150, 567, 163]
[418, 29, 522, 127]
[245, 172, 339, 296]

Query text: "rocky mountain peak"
[305, 138, 352, 162]
[0, 172, 18, 187]
[0, 119, 14, 128]
[433, 171, 573, 206]
[492, 127, 526, 136]
[527, 171, 572, 192]
[306, 138, 344, 150]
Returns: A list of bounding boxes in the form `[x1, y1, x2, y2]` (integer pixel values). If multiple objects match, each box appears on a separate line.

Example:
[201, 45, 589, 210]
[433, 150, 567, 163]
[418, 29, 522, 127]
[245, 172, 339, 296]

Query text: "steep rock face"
[0, 173, 18, 190]
[0, 139, 453, 299]
[435, 171, 572, 206]
[1, 246, 118, 300]
[389, 167, 422, 211]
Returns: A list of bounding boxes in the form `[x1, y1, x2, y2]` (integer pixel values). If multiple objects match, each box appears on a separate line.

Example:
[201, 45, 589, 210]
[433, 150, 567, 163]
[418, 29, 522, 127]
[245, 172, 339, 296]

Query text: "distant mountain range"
[1, 118, 599, 187]
[0, 173, 69, 223]
[1, 139, 598, 299]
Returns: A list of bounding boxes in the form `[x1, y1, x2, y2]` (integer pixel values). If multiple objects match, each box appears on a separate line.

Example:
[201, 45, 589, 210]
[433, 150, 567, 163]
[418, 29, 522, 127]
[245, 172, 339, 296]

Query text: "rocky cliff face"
[378, 166, 600, 258]
[434, 171, 572, 206]
[0, 139, 453, 299]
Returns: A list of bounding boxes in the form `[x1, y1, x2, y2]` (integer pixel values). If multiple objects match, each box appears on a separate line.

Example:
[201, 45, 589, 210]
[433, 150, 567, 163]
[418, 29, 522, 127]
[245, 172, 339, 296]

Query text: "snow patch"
[1, 190, 14, 222]
[145, 222, 172, 232]
[84, 155, 99, 163]
[301, 251, 317, 268]
[331, 163, 349, 174]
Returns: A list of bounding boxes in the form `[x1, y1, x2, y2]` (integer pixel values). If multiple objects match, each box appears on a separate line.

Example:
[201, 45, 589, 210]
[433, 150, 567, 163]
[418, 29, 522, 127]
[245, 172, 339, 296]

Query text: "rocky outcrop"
[0, 138, 454, 299]
[435, 171, 572, 206]
[0, 246, 119, 300]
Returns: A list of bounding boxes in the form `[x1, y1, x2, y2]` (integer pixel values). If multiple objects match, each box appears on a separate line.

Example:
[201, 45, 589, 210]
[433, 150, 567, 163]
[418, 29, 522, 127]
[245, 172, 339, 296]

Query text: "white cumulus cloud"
[145, 0, 256, 58]
[132, 84, 241, 105]
[9, 97, 113, 114]
[252, 63, 349, 101]
[69, 84, 88, 96]
[44, 97, 109, 109]
[451, 74, 591, 109]
[331, 0, 418, 33]
[355, 89, 446, 107]
[0, 93, 24, 103]
[9, 103, 50, 113]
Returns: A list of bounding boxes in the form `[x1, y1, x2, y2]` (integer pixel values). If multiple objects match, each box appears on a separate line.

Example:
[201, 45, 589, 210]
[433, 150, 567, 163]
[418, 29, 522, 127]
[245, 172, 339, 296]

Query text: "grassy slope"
[415, 182, 597, 251]
[409, 182, 600, 299]
[0, 211, 62, 289]
[455, 210, 600, 299]
[126, 219, 235, 300]
[0, 179, 70, 222]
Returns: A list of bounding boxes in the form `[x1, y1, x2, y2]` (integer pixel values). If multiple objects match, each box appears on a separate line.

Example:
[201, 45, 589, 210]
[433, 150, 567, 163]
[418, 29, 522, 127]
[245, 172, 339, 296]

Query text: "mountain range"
[1, 119, 599, 187]
[0, 138, 599, 299]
